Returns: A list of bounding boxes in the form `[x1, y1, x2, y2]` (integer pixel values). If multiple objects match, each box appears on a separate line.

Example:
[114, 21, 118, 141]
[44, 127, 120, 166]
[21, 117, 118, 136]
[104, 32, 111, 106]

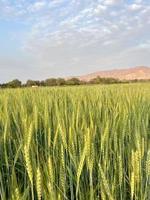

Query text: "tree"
[56, 78, 66, 86]
[66, 78, 81, 85]
[7, 79, 22, 88]
[45, 78, 57, 86]
[40, 80, 46, 86]
[26, 80, 40, 87]
[89, 76, 120, 84]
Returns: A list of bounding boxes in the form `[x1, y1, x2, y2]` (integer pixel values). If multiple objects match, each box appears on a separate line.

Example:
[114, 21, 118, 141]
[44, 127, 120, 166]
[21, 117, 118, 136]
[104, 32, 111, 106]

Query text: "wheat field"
[0, 84, 149, 200]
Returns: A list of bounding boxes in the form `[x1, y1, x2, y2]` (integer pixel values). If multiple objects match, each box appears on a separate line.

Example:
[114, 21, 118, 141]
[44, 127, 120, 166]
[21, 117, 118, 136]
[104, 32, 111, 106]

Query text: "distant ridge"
[77, 66, 150, 81]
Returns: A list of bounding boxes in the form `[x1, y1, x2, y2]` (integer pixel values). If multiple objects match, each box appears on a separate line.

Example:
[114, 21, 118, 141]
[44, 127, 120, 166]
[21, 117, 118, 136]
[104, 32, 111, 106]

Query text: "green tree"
[7, 79, 22, 88]
[66, 78, 81, 85]
[56, 78, 66, 86]
[45, 78, 57, 86]
[26, 80, 40, 87]
[90, 76, 120, 84]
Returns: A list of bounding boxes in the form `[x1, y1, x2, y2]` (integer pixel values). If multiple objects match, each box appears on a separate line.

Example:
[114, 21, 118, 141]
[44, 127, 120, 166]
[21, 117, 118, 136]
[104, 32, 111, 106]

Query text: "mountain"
[78, 66, 150, 81]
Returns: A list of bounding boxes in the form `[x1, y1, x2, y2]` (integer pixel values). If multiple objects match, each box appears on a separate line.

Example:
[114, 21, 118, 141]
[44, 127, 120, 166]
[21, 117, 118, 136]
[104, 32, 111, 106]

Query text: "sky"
[0, 0, 150, 82]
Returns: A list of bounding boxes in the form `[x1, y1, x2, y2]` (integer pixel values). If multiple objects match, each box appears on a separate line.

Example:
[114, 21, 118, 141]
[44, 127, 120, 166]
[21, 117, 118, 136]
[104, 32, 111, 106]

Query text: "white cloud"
[129, 4, 142, 11]
[134, 0, 142, 3]
[103, 0, 122, 6]
[135, 41, 150, 49]
[0, 0, 150, 81]
[28, 1, 46, 12]
[94, 4, 107, 14]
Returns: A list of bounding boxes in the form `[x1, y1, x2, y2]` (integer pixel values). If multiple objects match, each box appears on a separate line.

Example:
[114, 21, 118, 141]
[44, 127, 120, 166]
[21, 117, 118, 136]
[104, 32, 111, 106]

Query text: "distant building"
[32, 85, 39, 88]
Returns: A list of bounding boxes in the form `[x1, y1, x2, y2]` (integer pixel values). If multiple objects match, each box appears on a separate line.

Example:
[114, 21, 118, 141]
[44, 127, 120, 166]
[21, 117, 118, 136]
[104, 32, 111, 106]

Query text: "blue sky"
[0, 0, 150, 82]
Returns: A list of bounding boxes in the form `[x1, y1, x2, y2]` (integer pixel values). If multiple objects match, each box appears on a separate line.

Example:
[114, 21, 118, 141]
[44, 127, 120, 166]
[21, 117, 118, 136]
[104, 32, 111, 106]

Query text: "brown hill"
[78, 66, 150, 81]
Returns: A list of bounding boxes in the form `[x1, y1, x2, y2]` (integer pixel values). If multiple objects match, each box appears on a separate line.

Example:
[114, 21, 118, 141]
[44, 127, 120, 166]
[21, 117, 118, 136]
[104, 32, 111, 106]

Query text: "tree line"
[0, 77, 149, 88]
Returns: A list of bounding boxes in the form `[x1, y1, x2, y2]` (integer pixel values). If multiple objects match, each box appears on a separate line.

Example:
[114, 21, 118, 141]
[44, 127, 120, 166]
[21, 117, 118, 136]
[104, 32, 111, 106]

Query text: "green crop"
[0, 83, 149, 200]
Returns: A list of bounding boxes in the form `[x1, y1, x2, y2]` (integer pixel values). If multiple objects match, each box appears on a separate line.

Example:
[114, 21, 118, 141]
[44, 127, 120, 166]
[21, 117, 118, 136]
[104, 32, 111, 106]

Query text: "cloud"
[103, 0, 122, 6]
[0, 0, 150, 82]
[28, 1, 46, 12]
[94, 4, 107, 14]
[128, 4, 142, 11]
[134, 0, 142, 3]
